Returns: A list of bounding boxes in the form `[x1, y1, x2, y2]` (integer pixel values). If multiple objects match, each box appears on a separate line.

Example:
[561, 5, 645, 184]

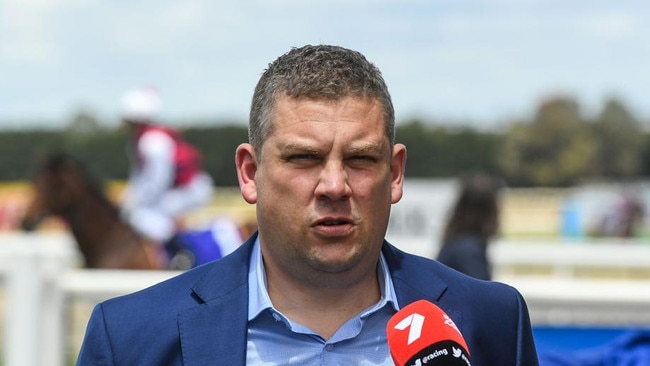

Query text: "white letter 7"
[394, 313, 424, 345]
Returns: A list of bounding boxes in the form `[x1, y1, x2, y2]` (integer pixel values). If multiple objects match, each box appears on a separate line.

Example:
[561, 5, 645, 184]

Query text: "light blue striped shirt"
[246, 238, 399, 365]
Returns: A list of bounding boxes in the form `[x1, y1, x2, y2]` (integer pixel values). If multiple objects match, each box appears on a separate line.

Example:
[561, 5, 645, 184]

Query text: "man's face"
[237, 95, 406, 285]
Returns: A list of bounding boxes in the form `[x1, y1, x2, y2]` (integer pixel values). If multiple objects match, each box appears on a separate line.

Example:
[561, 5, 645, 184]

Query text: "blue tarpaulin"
[535, 327, 650, 365]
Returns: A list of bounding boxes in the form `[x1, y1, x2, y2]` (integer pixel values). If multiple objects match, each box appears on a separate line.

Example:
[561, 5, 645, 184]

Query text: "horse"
[20, 152, 247, 270]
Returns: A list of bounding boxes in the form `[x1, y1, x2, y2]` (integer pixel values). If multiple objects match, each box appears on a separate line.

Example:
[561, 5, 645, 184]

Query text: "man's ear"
[390, 143, 407, 204]
[235, 143, 258, 204]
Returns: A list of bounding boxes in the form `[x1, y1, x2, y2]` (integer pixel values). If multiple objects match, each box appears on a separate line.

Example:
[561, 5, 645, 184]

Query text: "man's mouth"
[319, 220, 348, 226]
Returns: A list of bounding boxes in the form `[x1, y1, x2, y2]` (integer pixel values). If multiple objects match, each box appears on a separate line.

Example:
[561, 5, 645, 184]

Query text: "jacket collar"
[381, 242, 461, 331]
[178, 234, 255, 365]
[178, 235, 453, 365]
[381, 242, 449, 306]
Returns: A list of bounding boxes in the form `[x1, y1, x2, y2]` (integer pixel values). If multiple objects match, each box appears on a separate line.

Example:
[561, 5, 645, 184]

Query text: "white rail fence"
[0, 233, 179, 366]
[2, 232, 650, 366]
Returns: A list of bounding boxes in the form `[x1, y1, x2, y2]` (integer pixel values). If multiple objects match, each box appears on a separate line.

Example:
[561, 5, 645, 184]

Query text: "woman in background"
[436, 172, 503, 280]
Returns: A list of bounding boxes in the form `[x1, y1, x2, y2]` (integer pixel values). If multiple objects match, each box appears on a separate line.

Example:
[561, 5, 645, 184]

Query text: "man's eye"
[349, 155, 377, 163]
[287, 154, 319, 162]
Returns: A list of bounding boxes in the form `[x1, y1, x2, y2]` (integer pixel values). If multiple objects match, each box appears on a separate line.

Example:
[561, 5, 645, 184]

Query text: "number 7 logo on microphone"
[386, 300, 472, 366]
[393, 312, 425, 345]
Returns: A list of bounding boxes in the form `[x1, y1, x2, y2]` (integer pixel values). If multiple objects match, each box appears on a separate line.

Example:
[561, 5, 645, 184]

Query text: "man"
[77, 45, 538, 365]
[119, 86, 215, 244]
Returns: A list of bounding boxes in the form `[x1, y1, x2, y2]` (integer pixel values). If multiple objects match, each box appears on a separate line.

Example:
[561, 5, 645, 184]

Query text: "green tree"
[66, 109, 105, 134]
[396, 121, 501, 178]
[499, 97, 597, 186]
[183, 125, 249, 186]
[591, 98, 645, 179]
[0, 130, 68, 180]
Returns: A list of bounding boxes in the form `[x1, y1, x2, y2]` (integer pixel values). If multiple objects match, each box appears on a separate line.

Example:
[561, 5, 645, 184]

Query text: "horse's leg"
[89, 227, 165, 270]
[93, 242, 162, 270]
[135, 240, 168, 270]
[122, 238, 168, 270]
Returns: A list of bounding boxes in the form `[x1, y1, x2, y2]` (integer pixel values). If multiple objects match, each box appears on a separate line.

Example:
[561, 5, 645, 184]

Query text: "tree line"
[3, 96, 649, 187]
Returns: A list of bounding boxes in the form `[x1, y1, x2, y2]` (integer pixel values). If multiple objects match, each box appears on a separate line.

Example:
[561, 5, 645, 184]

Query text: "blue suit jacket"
[77, 233, 539, 365]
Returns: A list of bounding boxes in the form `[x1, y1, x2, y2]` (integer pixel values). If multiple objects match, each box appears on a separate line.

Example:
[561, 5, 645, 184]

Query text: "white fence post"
[2, 233, 78, 366]
[5, 243, 42, 366]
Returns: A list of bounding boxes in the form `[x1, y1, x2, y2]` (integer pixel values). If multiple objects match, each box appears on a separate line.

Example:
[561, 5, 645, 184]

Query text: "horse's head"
[19, 152, 163, 270]
[21, 153, 102, 231]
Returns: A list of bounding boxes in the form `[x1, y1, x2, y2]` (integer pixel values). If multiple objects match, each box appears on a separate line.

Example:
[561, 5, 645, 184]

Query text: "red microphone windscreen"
[386, 300, 471, 366]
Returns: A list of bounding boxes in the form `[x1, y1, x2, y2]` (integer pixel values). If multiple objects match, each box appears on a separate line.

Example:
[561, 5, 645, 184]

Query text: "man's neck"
[266, 266, 381, 340]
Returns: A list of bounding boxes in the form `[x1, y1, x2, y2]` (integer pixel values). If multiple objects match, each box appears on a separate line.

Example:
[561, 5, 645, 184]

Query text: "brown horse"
[21, 153, 163, 269]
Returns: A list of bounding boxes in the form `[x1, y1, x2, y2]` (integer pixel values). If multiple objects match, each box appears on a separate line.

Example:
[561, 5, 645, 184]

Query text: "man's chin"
[307, 251, 361, 274]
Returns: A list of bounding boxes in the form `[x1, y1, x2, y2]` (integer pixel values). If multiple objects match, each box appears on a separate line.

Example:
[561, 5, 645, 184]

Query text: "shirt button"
[325, 344, 334, 352]
[272, 313, 281, 322]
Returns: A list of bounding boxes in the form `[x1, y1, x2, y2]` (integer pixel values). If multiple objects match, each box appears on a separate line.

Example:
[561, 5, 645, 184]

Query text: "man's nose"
[315, 161, 351, 200]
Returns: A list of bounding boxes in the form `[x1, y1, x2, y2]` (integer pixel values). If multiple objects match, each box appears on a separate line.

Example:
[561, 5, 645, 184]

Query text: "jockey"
[119, 86, 215, 245]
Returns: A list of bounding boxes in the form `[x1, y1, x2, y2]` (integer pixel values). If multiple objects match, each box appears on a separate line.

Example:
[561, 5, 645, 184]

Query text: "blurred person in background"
[119, 86, 215, 246]
[436, 172, 503, 280]
[593, 190, 645, 238]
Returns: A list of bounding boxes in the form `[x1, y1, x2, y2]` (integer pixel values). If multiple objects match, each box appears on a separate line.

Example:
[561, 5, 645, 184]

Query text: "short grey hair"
[248, 45, 395, 158]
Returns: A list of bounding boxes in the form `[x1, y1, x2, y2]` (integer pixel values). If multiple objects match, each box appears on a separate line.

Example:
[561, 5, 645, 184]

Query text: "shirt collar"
[248, 237, 399, 321]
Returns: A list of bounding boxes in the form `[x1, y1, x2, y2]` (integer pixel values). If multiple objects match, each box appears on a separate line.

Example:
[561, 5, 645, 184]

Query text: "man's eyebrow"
[279, 142, 319, 153]
[279, 141, 385, 154]
[347, 142, 384, 154]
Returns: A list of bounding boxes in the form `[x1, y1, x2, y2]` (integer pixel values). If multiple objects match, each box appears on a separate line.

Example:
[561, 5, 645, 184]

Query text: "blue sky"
[1, 0, 648, 130]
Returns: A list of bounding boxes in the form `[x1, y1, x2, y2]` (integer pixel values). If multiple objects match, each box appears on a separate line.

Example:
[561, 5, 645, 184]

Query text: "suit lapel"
[383, 242, 464, 328]
[178, 235, 256, 366]
[178, 295, 248, 365]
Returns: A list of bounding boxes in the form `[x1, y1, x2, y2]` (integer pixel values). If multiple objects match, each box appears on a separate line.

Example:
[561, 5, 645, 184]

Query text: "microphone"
[386, 300, 471, 366]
